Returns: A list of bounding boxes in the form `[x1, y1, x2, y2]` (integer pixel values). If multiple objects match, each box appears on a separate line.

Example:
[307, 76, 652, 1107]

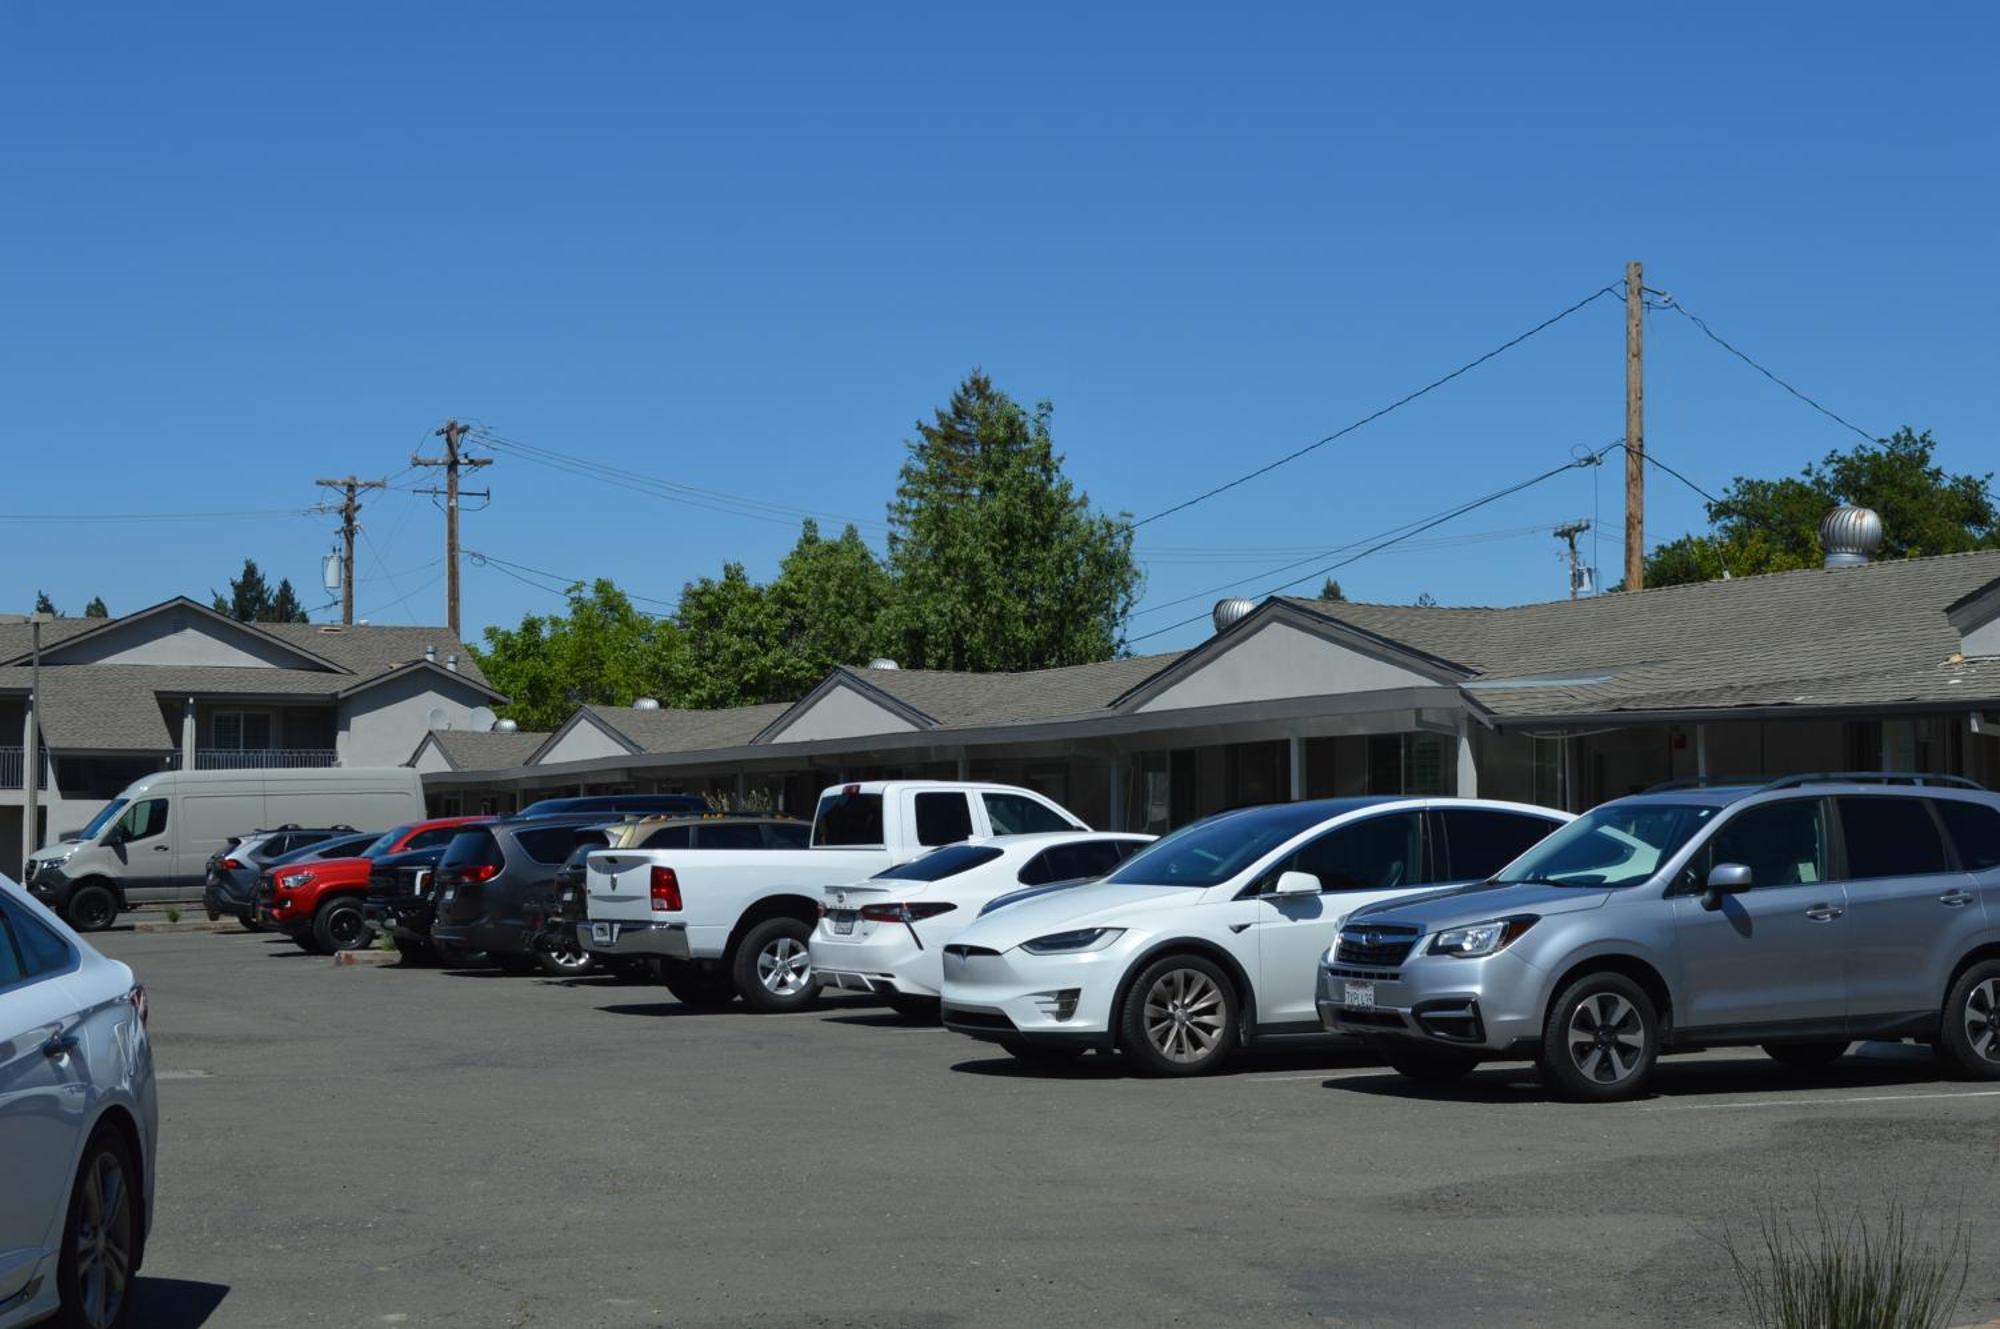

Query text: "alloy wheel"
[1964, 979, 2000, 1063]
[74, 1148, 132, 1329]
[1567, 992, 1646, 1085]
[1142, 967, 1226, 1064]
[327, 908, 366, 949]
[757, 936, 812, 996]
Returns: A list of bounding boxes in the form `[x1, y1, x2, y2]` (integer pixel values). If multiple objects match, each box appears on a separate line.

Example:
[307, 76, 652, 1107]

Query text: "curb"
[133, 918, 238, 935]
[333, 949, 401, 967]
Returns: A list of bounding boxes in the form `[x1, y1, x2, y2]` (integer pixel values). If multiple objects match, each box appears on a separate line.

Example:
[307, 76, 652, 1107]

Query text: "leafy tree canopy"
[33, 591, 57, 617]
[83, 596, 109, 618]
[471, 580, 676, 731]
[211, 559, 309, 623]
[1645, 430, 1995, 587]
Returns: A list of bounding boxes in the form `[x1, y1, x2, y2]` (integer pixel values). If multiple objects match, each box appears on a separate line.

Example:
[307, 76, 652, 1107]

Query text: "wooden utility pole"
[412, 420, 491, 637]
[1553, 519, 1592, 600]
[1624, 260, 1645, 591]
[314, 475, 386, 625]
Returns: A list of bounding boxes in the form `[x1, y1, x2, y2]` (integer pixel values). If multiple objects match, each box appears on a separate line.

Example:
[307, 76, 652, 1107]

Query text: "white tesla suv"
[940, 797, 1570, 1075]
[812, 832, 1154, 1017]
[0, 879, 156, 1329]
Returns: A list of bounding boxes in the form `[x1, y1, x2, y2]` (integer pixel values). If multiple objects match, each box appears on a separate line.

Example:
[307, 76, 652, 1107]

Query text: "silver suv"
[1320, 774, 2000, 1101]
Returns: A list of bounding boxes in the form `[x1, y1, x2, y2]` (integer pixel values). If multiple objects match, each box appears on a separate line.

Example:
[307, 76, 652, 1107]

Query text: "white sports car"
[939, 797, 1570, 1075]
[811, 831, 1155, 1016]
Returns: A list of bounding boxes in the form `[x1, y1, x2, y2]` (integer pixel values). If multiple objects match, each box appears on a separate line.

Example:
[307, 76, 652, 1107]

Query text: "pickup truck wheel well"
[1547, 956, 1673, 1039]
[724, 895, 819, 964]
[1110, 940, 1258, 1036]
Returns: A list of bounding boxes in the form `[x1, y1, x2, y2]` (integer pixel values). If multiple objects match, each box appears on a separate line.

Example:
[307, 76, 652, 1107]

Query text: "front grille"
[1335, 1009, 1406, 1030]
[1325, 965, 1400, 981]
[1335, 923, 1420, 968]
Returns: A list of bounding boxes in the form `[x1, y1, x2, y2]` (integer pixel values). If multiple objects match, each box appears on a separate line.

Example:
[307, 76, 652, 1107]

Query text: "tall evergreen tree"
[82, 596, 110, 618]
[33, 591, 58, 617]
[211, 559, 308, 623]
[885, 371, 1139, 671]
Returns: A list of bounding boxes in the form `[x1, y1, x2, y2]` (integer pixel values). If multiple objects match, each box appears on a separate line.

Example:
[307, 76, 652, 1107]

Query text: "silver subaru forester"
[1320, 774, 2000, 1100]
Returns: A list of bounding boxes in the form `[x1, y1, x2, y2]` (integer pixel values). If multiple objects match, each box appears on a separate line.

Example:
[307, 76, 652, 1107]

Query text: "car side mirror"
[1272, 870, 1321, 897]
[1701, 862, 1753, 911]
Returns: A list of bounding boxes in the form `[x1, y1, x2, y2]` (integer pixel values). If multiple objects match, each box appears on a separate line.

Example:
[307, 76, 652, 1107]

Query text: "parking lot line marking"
[1646, 1088, 2000, 1112]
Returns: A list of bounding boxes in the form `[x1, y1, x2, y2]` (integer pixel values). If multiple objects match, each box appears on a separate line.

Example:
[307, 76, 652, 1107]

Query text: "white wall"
[338, 672, 494, 769]
[411, 739, 454, 774]
[535, 721, 629, 765]
[1137, 620, 1440, 713]
[765, 683, 920, 743]
[50, 610, 316, 669]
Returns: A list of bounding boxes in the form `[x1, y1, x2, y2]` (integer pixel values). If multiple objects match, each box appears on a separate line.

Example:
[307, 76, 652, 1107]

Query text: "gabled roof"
[334, 657, 505, 703]
[415, 728, 551, 771]
[0, 596, 349, 673]
[583, 702, 794, 754]
[821, 654, 1187, 729]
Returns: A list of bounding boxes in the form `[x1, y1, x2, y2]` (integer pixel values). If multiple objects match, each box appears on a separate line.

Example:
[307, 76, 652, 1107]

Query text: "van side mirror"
[1701, 862, 1753, 911]
[1272, 870, 1321, 897]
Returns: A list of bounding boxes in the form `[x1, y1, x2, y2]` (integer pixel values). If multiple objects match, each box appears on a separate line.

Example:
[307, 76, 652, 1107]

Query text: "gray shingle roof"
[846, 653, 1188, 728]
[425, 729, 551, 771]
[1288, 549, 2000, 718]
[585, 703, 796, 754]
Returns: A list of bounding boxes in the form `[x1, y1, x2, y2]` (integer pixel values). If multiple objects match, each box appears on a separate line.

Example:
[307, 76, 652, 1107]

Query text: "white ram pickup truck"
[581, 780, 1088, 1012]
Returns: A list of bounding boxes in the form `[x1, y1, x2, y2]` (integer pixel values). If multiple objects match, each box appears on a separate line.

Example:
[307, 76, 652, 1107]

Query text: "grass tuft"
[1727, 1195, 1968, 1329]
[164, 906, 183, 924]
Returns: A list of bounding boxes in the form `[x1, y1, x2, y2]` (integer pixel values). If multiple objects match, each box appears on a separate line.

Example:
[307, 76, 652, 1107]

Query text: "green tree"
[210, 558, 306, 622]
[267, 579, 308, 624]
[765, 520, 896, 693]
[1645, 429, 1997, 587]
[1318, 579, 1345, 602]
[33, 591, 58, 617]
[667, 564, 779, 708]
[82, 596, 109, 618]
[471, 580, 680, 730]
[885, 371, 1140, 671]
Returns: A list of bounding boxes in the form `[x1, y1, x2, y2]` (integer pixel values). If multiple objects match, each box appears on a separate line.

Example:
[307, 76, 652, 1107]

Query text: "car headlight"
[1427, 916, 1537, 958]
[278, 871, 314, 890]
[1019, 927, 1125, 955]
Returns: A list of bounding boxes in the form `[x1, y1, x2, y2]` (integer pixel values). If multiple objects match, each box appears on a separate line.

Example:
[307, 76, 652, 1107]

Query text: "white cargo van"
[22, 766, 425, 930]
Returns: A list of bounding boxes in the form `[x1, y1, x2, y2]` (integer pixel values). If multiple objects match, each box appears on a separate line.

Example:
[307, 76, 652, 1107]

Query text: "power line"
[1646, 289, 1879, 444]
[1124, 441, 1621, 645]
[1630, 444, 1721, 507]
[354, 572, 445, 622]
[462, 548, 680, 611]
[1129, 282, 1625, 529]
[0, 507, 317, 522]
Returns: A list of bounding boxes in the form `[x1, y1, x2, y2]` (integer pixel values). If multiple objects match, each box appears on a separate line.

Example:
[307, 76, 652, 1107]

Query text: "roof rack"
[1646, 772, 1986, 795]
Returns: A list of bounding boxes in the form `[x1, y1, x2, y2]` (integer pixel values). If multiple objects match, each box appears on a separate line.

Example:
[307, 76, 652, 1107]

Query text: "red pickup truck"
[260, 815, 492, 952]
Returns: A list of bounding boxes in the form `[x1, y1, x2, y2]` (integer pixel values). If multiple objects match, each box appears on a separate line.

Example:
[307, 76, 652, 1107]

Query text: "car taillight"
[859, 901, 958, 923]
[459, 863, 501, 884]
[650, 867, 682, 912]
[129, 984, 149, 1027]
[220, 858, 243, 870]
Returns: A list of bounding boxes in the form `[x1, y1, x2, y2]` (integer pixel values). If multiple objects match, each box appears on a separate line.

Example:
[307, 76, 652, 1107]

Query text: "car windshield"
[79, 798, 130, 841]
[1492, 802, 1719, 889]
[1105, 804, 1342, 889]
[362, 823, 417, 858]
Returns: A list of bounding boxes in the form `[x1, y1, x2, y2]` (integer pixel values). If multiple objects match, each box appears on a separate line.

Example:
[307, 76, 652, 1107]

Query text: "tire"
[311, 897, 373, 953]
[54, 1125, 139, 1329]
[1762, 1040, 1850, 1070]
[1539, 972, 1659, 1102]
[536, 938, 599, 978]
[65, 885, 118, 934]
[1938, 959, 2000, 1080]
[289, 927, 325, 956]
[886, 994, 941, 1023]
[731, 917, 821, 1014]
[1380, 1042, 1481, 1085]
[1001, 1038, 1085, 1067]
[1117, 954, 1239, 1077]
[661, 963, 737, 1010]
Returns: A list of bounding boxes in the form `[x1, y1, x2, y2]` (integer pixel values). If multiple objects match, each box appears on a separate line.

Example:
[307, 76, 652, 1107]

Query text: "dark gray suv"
[1321, 774, 2000, 1100]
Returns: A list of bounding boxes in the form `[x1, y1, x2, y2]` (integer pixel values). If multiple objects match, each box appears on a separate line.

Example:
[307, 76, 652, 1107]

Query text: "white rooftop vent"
[1821, 504, 1883, 569]
[445, 652, 459, 672]
[632, 697, 662, 710]
[424, 644, 437, 663]
[866, 658, 900, 670]
[493, 718, 520, 733]
[1212, 597, 1255, 635]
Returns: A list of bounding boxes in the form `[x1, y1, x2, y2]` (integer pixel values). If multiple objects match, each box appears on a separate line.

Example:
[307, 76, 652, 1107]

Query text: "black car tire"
[661, 962, 737, 1010]
[1762, 1040, 1850, 1070]
[1000, 1038, 1085, 1067]
[1938, 959, 2000, 1080]
[239, 917, 265, 933]
[54, 1124, 139, 1329]
[1117, 953, 1239, 1078]
[886, 994, 941, 1023]
[65, 885, 118, 934]
[732, 917, 821, 1013]
[1539, 972, 1659, 1102]
[1380, 1042, 1481, 1085]
[312, 897, 372, 953]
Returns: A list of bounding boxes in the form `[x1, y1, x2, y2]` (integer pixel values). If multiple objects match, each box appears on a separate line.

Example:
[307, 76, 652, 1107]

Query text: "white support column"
[1455, 719, 1478, 798]
[1288, 735, 1306, 803]
[180, 696, 197, 771]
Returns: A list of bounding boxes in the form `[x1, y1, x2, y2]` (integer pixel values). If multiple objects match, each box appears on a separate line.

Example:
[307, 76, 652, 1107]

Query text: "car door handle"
[1804, 903, 1845, 922]
[152, 845, 170, 852]
[1939, 891, 1976, 908]
[41, 1033, 80, 1059]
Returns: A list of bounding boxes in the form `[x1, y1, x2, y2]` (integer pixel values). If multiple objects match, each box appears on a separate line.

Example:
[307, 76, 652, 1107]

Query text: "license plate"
[828, 909, 856, 936]
[1343, 980, 1376, 1010]
[591, 922, 615, 945]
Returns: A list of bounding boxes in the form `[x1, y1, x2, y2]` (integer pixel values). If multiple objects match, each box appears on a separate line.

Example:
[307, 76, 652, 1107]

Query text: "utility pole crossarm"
[314, 475, 387, 626]
[410, 420, 492, 637]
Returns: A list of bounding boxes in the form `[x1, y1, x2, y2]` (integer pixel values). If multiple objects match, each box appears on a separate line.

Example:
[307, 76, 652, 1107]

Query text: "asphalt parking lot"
[103, 925, 2000, 1329]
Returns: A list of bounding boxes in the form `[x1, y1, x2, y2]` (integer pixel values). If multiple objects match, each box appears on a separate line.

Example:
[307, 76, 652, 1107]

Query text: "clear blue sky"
[2, 3, 1992, 653]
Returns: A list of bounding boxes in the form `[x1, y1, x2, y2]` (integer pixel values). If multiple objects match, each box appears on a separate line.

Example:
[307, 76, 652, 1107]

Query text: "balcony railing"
[194, 748, 339, 771]
[0, 746, 18, 789]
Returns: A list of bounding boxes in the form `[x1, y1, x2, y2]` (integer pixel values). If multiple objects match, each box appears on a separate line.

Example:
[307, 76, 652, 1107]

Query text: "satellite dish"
[468, 706, 497, 732]
[426, 706, 451, 731]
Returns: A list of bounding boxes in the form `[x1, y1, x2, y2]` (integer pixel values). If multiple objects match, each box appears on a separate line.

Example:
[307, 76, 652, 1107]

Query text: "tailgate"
[586, 853, 661, 923]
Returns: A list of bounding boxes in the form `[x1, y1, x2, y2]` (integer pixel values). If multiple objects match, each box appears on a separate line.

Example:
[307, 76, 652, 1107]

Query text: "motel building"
[414, 515, 2000, 829]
